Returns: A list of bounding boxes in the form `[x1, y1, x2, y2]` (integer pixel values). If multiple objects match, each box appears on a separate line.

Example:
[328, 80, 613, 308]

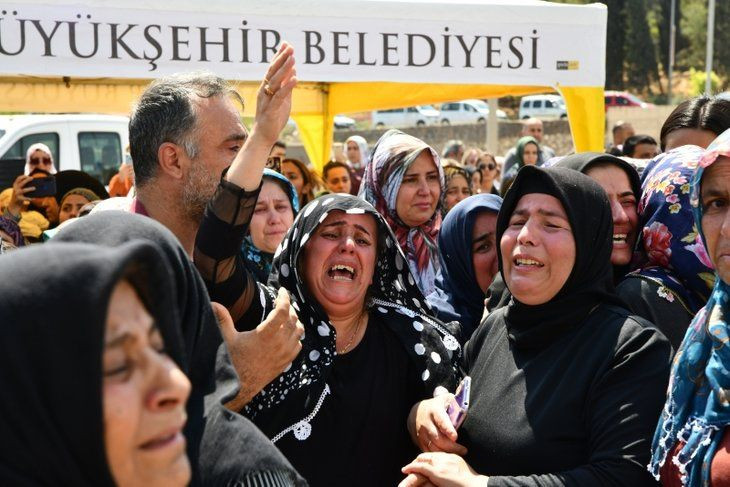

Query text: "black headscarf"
[246, 193, 462, 420]
[0, 241, 182, 486]
[495, 166, 624, 348]
[555, 152, 641, 282]
[53, 211, 305, 486]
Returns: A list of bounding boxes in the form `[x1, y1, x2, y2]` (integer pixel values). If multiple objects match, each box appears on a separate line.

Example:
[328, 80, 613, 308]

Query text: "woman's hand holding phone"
[407, 394, 468, 455]
[7, 175, 35, 217]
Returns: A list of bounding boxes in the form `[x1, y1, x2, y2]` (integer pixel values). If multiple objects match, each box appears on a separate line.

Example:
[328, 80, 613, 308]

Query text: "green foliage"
[535, 0, 730, 93]
[624, 0, 660, 92]
[688, 68, 721, 96]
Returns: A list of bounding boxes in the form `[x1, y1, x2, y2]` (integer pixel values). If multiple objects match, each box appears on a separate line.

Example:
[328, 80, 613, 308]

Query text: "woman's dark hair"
[282, 158, 317, 205]
[322, 161, 350, 181]
[623, 134, 657, 157]
[660, 96, 730, 151]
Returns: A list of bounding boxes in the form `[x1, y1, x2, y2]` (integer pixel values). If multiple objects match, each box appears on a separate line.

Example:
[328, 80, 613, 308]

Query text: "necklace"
[337, 314, 365, 355]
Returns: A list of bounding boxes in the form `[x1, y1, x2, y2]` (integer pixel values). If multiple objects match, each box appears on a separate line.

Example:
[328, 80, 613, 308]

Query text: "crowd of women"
[3, 45, 730, 486]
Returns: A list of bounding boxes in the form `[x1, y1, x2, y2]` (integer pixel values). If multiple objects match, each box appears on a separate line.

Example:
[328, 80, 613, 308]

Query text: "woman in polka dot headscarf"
[198, 190, 463, 486]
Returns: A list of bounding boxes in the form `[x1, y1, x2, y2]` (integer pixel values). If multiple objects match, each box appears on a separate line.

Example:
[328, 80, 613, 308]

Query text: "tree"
[656, 0, 687, 78]
[713, 0, 730, 79]
[624, 0, 661, 92]
[603, 0, 627, 89]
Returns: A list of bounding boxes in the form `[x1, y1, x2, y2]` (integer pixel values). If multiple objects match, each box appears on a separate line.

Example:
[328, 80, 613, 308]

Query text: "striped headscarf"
[359, 129, 444, 296]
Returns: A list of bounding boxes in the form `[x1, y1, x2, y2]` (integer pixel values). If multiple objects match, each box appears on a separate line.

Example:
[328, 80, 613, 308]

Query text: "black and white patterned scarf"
[244, 193, 462, 418]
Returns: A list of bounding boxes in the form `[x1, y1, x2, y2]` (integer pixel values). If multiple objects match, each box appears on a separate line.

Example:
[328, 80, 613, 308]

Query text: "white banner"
[0, 2, 606, 87]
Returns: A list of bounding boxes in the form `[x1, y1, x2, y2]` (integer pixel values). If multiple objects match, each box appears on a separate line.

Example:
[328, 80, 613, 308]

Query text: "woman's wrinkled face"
[700, 156, 730, 284]
[282, 162, 310, 201]
[302, 211, 377, 317]
[59, 194, 92, 224]
[522, 143, 539, 166]
[472, 211, 499, 293]
[443, 174, 471, 213]
[500, 193, 576, 305]
[585, 165, 638, 266]
[250, 181, 294, 254]
[103, 279, 191, 487]
[396, 152, 441, 227]
[346, 142, 361, 164]
[27, 149, 53, 173]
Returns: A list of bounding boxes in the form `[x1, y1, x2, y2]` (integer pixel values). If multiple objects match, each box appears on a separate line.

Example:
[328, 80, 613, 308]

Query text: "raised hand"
[226, 42, 297, 192]
[6, 175, 35, 217]
[252, 42, 298, 146]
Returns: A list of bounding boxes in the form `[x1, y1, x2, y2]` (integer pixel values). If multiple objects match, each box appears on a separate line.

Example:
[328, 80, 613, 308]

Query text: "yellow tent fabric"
[0, 76, 604, 172]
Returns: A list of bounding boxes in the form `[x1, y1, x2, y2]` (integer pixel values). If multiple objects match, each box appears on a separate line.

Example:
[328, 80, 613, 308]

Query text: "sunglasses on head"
[30, 157, 51, 165]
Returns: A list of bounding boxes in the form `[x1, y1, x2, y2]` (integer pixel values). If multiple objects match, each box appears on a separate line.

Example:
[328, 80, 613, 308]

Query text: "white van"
[518, 95, 567, 120]
[439, 99, 507, 124]
[371, 105, 440, 128]
[0, 114, 129, 189]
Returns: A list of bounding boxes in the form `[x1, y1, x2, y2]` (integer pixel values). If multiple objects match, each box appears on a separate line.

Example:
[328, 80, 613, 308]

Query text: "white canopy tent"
[0, 0, 607, 169]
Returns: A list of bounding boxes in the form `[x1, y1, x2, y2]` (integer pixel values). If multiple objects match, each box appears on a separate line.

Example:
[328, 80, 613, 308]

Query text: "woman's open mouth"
[327, 264, 355, 281]
[513, 257, 544, 268]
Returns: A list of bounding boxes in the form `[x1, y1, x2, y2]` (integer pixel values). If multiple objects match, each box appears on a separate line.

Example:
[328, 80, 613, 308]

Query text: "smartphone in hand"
[446, 376, 471, 429]
[26, 176, 56, 198]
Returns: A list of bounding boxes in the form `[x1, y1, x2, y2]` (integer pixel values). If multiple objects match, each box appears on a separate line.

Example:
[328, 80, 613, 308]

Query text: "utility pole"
[487, 99, 498, 155]
[705, 0, 716, 95]
[667, 0, 676, 103]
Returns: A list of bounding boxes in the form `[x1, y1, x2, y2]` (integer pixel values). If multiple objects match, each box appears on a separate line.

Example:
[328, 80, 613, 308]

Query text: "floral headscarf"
[359, 129, 444, 296]
[650, 128, 730, 485]
[240, 168, 299, 283]
[245, 194, 462, 441]
[0, 217, 24, 247]
[631, 146, 715, 314]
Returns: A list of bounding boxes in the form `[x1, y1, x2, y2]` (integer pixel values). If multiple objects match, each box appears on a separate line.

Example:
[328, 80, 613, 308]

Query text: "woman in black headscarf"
[555, 152, 641, 283]
[0, 241, 191, 486]
[53, 211, 306, 487]
[403, 166, 672, 486]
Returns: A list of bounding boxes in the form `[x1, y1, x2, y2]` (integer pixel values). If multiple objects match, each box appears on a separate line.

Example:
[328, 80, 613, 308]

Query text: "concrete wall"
[605, 106, 676, 144]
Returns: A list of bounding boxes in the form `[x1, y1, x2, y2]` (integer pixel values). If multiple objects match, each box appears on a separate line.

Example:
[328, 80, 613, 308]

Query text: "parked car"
[0, 114, 129, 190]
[518, 95, 567, 119]
[604, 91, 655, 109]
[371, 105, 440, 128]
[439, 99, 507, 125]
[334, 115, 356, 130]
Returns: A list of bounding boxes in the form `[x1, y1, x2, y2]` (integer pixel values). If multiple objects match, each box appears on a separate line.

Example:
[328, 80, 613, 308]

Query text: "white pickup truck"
[0, 114, 129, 190]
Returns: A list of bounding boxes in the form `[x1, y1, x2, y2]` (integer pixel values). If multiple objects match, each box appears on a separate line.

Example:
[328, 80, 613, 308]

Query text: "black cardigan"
[460, 303, 671, 486]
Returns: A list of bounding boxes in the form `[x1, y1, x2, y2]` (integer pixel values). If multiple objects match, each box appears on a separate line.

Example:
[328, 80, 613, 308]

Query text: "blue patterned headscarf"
[241, 169, 299, 283]
[650, 128, 730, 485]
[631, 146, 715, 314]
[427, 194, 502, 340]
